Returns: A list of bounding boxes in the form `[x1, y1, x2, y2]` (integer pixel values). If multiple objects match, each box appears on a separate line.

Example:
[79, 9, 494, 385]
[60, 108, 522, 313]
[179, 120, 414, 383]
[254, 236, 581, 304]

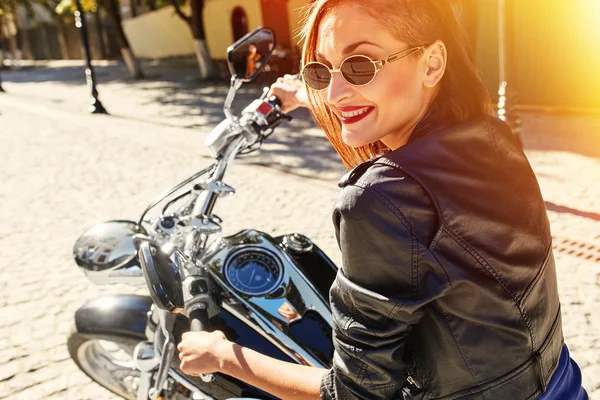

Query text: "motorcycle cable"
[161, 189, 193, 215]
[137, 163, 217, 229]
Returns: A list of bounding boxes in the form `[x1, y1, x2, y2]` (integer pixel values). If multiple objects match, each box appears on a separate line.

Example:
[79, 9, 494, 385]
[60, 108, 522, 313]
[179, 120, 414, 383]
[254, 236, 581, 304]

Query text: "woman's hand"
[177, 330, 232, 376]
[268, 74, 309, 113]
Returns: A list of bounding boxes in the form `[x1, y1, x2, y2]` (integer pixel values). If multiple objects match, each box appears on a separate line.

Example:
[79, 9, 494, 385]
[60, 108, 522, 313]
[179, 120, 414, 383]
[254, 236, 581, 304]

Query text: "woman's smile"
[338, 106, 375, 124]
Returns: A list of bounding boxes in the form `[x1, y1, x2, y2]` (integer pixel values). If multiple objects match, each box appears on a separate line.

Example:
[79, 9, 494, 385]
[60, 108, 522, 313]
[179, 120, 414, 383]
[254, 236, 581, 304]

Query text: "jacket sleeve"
[320, 182, 449, 400]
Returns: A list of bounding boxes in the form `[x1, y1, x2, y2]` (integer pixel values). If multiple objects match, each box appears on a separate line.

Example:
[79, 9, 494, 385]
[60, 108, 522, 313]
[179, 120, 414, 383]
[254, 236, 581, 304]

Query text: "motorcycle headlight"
[73, 220, 146, 285]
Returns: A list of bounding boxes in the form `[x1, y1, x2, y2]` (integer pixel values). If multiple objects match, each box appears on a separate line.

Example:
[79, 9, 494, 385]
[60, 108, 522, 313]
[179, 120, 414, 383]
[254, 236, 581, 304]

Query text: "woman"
[177, 1, 588, 398]
[246, 43, 263, 78]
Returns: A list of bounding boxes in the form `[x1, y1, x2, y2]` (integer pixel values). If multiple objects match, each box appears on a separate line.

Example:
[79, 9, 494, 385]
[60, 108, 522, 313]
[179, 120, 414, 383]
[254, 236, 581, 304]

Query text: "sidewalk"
[1, 59, 599, 398]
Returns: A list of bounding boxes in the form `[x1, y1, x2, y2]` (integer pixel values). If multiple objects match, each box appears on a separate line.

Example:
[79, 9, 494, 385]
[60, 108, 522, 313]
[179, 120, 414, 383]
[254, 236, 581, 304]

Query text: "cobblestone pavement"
[0, 62, 599, 399]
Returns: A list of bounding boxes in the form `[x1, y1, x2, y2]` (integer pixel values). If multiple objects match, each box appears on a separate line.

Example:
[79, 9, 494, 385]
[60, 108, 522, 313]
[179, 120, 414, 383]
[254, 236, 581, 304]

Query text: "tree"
[170, 0, 215, 80]
[56, 0, 144, 79]
[102, 0, 143, 78]
[0, 0, 25, 61]
[33, 0, 72, 59]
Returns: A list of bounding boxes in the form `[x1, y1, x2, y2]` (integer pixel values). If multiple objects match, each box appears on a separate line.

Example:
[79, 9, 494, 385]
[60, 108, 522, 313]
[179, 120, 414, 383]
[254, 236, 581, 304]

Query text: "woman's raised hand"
[268, 74, 309, 113]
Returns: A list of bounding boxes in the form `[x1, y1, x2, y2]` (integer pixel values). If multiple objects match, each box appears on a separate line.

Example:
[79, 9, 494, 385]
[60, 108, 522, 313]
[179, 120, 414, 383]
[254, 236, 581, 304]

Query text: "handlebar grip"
[268, 95, 293, 122]
[268, 95, 282, 108]
[189, 308, 209, 332]
[188, 307, 216, 382]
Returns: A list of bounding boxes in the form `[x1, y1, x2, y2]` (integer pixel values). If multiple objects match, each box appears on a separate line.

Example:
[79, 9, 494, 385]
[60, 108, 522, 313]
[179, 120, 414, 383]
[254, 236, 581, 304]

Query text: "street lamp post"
[74, 0, 108, 114]
[0, 26, 3, 92]
[0, 44, 5, 92]
[497, 0, 522, 144]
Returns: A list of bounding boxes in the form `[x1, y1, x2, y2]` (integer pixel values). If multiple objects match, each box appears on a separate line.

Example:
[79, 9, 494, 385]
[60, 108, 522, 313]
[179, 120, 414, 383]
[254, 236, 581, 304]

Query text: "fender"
[74, 294, 152, 339]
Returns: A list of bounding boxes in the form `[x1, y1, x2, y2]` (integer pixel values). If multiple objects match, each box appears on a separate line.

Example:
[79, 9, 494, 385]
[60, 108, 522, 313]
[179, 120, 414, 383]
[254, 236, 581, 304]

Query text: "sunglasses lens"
[302, 63, 332, 90]
[341, 56, 376, 85]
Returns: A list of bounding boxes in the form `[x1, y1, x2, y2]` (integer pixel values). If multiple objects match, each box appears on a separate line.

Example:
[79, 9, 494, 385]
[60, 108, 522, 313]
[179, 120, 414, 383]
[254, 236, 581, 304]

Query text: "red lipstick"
[338, 106, 374, 125]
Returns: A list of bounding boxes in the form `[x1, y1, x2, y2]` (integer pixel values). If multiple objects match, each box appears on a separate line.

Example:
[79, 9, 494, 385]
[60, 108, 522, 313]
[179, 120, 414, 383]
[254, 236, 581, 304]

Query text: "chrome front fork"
[133, 309, 178, 400]
[133, 309, 216, 400]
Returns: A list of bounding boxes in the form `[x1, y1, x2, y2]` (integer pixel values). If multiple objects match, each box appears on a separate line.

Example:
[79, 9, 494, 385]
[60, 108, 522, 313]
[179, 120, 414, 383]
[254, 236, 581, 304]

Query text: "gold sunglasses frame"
[301, 45, 427, 91]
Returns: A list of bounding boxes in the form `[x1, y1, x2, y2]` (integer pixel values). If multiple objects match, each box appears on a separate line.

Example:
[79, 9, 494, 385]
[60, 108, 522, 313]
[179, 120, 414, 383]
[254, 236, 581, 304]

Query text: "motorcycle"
[68, 27, 338, 400]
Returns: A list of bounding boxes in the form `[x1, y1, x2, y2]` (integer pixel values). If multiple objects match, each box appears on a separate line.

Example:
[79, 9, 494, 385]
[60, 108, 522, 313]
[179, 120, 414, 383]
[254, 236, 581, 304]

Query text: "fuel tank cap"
[282, 233, 313, 253]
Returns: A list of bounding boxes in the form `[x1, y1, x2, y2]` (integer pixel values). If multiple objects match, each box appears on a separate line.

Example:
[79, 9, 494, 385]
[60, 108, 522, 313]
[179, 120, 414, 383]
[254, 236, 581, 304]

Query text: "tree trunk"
[56, 17, 70, 59]
[130, 0, 138, 17]
[120, 47, 141, 77]
[0, 15, 5, 65]
[104, 0, 144, 78]
[8, 34, 19, 66]
[189, 0, 214, 79]
[4, 0, 21, 66]
[20, 29, 33, 60]
[39, 24, 52, 59]
[93, 10, 108, 59]
[193, 39, 214, 80]
[170, 0, 214, 79]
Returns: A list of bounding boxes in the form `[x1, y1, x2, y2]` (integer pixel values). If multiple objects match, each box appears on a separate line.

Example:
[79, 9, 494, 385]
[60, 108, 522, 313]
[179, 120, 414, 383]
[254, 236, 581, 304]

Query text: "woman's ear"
[422, 41, 447, 88]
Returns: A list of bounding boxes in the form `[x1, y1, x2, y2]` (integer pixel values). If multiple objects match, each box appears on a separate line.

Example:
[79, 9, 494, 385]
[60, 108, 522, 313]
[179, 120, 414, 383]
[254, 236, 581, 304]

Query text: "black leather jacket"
[320, 116, 564, 400]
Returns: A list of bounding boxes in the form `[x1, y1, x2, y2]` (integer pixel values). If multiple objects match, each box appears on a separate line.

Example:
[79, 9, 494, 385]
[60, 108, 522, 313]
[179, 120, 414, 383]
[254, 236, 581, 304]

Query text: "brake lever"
[265, 95, 293, 123]
[280, 112, 293, 122]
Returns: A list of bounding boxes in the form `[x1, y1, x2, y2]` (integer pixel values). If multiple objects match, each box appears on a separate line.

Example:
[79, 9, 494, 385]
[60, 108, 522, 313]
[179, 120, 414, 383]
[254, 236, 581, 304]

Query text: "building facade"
[119, 0, 600, 112]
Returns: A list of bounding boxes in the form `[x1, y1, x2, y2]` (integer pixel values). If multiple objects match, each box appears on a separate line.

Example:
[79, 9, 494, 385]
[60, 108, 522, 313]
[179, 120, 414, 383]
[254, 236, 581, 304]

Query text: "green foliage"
[0, 0, 8, 16]
[0, 0, 81, 18]
[55, 0, 97, 15]
[142, 0, 184, 12]
[159, 0, 184, 8]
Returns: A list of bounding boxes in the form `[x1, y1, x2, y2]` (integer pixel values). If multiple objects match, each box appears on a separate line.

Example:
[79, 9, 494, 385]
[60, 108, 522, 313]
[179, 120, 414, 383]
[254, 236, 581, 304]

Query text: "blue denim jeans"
[538, 345, 588, 400]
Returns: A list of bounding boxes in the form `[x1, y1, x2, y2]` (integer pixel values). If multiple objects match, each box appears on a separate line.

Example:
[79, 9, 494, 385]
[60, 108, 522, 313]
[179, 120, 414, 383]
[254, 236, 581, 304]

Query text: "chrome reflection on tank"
[201, 229, 333, 368]
[73, 220, 146, 285]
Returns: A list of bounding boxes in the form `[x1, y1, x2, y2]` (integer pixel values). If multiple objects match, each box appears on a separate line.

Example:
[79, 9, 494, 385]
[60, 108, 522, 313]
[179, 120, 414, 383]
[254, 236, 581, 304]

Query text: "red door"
[260, 0, 291, 48]
[231, 7, 250, 42]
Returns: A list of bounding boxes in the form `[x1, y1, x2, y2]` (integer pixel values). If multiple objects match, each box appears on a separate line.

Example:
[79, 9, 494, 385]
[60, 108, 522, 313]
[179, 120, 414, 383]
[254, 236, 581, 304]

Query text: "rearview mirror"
[227, 27, 276, 81]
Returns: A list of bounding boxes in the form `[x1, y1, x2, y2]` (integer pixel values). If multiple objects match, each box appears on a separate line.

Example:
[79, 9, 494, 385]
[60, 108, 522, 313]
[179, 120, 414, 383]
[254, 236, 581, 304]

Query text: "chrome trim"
[180, 215, 222, 235]
[281, 233, 314, 254]
[220, 301, 316, 365]
[136, 371, 153, 400]
[222, 76, 243, 122]
[149, 310, 177, 400]
[197, 180, 236, 197]
[168, 369, 215, 400]
[133, 341, 159, 372]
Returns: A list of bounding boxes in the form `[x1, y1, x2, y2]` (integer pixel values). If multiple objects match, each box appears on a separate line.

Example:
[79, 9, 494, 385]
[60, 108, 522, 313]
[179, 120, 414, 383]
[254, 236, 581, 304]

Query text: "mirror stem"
[224, 76, 243, 120]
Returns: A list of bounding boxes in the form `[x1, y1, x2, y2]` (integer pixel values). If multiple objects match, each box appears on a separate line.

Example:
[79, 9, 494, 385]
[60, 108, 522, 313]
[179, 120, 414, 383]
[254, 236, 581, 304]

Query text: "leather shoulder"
[337, 159, 375, 188]
[335, 162, 440, 249]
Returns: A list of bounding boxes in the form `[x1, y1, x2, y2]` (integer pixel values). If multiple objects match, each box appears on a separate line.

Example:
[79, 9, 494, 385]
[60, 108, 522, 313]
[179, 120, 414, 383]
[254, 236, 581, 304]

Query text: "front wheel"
[68, 331, 142, 400]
